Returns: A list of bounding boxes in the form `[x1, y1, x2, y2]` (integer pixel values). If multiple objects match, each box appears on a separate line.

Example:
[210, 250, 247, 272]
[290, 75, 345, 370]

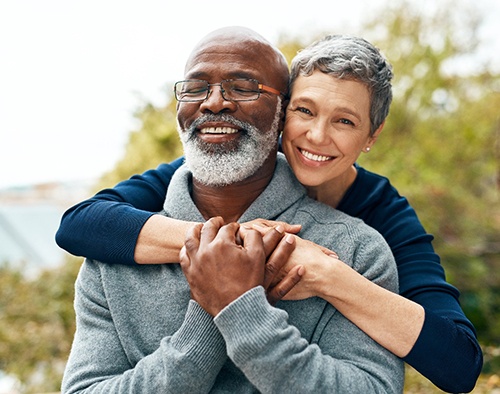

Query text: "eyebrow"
[335, 106, 362, 122]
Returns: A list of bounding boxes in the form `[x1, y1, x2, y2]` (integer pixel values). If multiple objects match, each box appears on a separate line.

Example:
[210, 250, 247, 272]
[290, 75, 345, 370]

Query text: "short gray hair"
[290, 34, 393, 135]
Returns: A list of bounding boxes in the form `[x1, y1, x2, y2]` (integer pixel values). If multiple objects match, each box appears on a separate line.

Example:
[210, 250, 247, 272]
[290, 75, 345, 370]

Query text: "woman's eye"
[340, 118, 355, 126]
[297, 107, 312, 115]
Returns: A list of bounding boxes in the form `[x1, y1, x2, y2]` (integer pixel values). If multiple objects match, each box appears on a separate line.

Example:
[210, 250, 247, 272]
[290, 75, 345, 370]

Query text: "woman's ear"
[367, 121, 385, 149]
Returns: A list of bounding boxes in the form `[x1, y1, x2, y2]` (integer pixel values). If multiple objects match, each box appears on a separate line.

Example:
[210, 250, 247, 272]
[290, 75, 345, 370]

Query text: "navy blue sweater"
[56, 158, 482, 393]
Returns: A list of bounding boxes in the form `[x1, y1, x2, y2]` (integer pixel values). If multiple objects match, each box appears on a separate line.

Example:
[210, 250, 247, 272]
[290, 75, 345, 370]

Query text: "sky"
[0, 0, 499, 189]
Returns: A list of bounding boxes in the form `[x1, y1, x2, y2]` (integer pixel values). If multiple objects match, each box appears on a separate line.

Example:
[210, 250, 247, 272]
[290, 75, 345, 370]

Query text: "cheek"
[336, 137, 367, 159]
[176, 103, 197, 128]
[283, 117, 305, 141]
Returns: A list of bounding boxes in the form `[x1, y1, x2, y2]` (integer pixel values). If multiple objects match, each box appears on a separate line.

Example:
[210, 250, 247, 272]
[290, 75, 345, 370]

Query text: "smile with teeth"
[200, 127, 239, 134]
[300, 148, 333, 162]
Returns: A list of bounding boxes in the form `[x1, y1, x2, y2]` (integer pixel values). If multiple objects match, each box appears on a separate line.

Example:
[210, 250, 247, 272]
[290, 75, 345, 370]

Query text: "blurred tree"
[0, 257, 81, 392]
[97, 95, 183, 190]
[354, 0, 500, 347]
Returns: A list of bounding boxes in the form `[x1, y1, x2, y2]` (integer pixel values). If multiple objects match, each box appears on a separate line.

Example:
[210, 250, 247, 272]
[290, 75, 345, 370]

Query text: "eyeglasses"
[174, 79, 284, 102]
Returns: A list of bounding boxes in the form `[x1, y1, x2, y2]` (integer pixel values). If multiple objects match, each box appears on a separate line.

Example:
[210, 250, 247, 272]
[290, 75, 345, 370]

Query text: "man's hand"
[180, 217, 268, 316]
[240, 221, 303, 305]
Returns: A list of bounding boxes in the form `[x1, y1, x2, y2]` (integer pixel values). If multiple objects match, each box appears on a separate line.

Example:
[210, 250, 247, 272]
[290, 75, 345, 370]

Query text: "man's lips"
[299, 148, 334, 162]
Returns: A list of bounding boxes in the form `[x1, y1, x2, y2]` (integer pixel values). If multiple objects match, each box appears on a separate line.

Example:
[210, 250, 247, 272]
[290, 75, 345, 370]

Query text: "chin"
[295, 173, 324, 188]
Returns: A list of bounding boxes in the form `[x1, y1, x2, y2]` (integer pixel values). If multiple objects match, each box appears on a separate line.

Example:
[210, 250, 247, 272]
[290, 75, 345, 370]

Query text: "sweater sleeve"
[61, 261, 226, 394]
[215, 287, 404, 394]
[339, 166, 483, 392]
[55, 158, 184, 265]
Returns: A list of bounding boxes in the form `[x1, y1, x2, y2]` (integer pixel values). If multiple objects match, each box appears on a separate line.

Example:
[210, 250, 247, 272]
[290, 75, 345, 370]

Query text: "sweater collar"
[163, 153, 306, 223]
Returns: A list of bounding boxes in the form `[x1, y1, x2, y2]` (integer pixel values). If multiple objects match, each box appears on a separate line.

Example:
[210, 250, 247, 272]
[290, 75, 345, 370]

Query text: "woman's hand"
[269, 235, 341, 301]
[242, 219, 340, 303]
[241, 219, 302, 236]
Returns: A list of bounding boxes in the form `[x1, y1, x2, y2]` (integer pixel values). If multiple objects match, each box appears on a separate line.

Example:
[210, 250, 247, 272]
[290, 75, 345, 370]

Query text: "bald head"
[184, 26, 289, 95]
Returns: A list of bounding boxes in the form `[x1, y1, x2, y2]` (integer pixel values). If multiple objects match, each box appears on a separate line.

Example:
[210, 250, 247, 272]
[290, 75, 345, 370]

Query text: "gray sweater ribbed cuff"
[171, 300, 227, 373]
[214, 287, 287, 361]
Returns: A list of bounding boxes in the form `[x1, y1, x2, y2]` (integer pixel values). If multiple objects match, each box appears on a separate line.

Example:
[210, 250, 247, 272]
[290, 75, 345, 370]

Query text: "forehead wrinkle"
[186, 69, 262, 82]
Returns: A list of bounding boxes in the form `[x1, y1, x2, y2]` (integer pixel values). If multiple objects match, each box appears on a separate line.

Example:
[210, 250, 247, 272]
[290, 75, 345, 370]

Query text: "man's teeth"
[200, 127, 238, 134]
[300, 149, 332, 162]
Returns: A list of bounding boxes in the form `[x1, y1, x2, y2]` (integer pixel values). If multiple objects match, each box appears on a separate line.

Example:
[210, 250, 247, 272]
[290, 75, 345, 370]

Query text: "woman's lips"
[299, 148, 334, 162]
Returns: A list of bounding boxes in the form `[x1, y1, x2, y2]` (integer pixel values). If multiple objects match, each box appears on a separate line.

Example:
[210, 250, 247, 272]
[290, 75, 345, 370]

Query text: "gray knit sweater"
[62, 154, 403, 393]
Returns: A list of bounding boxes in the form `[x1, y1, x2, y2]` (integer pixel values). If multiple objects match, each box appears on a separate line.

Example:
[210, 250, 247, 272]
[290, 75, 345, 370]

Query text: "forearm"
[56, 200, 154, 265]
[134, 215, 198, 264]
[56, 160, 182, 265]
[285, 238, 423, 358]
[318, 260, 425, 357]
[324, 257, 482, 392]
[404, 307, 482, 393]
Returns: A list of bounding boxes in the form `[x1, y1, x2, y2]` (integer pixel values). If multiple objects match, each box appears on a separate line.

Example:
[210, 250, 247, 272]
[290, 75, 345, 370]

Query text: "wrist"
[312, 256, 344, 299]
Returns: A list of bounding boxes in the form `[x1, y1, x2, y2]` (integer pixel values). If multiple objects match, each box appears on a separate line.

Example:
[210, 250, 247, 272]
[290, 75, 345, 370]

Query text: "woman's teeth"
[300, 148, 332, 162]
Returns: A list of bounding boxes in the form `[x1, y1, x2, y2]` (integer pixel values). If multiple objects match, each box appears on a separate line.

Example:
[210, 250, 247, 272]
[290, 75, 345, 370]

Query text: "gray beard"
[178, 99, 282, 187]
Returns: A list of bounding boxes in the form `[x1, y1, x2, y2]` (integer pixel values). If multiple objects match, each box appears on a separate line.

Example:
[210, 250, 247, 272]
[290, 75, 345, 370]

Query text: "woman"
[56, 34, 482, 392]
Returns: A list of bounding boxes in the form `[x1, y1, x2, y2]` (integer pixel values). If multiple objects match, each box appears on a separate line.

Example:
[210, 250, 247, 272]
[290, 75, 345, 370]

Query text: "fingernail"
[275, 225, 283, 234]
[285, 234, 294, 244]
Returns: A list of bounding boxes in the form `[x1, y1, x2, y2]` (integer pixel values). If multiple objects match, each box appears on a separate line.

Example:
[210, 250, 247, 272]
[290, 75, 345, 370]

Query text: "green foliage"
[353, 1, 500, 347]
[0, 257, 81, 392]
[98, 96, 184, 190]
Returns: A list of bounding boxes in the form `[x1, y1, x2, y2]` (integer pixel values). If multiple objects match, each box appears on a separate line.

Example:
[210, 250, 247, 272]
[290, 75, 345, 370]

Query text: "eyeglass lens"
[175, 79, 261, 102]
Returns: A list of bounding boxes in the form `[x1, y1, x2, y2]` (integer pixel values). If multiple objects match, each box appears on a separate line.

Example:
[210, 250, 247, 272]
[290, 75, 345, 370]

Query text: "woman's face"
[282, 70, 381, 188]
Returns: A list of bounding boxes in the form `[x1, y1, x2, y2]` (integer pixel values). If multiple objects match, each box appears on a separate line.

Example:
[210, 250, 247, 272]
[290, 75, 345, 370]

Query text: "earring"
[365, 147, 371, 152]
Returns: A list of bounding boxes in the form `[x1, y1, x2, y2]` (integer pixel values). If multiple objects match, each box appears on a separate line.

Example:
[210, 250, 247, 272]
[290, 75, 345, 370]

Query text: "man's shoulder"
[293, 197, 386, 249]
[296, 198, 397, 290]
[78, 259, 180, 284]
[294, 197, 391, 255]
[297, 197, 367, 230]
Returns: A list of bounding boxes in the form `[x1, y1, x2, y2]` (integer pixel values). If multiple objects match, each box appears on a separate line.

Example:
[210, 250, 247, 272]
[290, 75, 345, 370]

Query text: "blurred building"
[0, 180, 94, 277]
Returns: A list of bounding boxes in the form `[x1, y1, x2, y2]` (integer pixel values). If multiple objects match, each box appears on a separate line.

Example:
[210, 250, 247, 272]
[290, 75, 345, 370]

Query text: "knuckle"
[265, 262, 278, 275]
[275, 287, 287, 299]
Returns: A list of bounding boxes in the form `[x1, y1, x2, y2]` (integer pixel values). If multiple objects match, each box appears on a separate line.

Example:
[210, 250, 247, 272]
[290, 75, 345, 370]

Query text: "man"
[62, 27, 403, 393]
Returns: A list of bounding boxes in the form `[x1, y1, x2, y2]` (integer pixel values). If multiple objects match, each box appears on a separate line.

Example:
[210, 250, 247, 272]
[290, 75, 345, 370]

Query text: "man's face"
[176, 36, 285, 186]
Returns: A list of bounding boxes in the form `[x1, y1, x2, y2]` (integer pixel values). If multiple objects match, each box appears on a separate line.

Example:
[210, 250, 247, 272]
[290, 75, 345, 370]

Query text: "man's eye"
[185, 87, 207, 94]
[233, 87, 256, 93]
[231, 84, 259, 96]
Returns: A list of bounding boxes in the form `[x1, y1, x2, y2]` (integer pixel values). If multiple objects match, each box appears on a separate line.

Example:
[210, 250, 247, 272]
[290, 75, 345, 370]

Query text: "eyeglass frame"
[173, 78, 286, 102]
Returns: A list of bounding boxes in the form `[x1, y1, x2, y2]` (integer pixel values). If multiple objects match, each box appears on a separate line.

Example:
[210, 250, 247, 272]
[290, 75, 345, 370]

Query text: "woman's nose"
[306, 122, 330, 145]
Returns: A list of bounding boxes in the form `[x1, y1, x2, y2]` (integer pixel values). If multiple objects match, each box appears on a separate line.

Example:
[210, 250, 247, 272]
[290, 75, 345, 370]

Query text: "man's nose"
[199, 85, 237, 113]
